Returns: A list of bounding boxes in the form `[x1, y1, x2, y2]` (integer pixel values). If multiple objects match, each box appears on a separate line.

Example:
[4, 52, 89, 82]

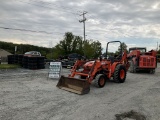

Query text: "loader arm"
[69, 59, 86, 77]
[87, 60, 102, 83]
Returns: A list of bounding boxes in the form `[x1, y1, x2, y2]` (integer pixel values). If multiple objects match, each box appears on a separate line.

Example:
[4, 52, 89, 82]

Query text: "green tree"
[53, 32, 83, 57]
[53, 44, 65, 59]
[82, 40, 102, 59]
[73, 36, 83, 55]
[91, 40, 102, 58]
[83, 40, 94, 58]
[49, 32, 103, 59]
[56, 32, 77, 55]
[115, 42, 128, 54]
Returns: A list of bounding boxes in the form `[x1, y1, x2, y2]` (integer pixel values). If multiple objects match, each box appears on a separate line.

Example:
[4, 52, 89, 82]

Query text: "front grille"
[142, 57, 154, 67]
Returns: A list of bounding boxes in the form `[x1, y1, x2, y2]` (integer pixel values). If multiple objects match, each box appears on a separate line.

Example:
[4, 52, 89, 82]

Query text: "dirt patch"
[115, 110, 146, 120]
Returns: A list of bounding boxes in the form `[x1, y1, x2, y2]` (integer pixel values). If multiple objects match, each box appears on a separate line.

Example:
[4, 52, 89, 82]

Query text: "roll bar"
[106, 41, 122, 57]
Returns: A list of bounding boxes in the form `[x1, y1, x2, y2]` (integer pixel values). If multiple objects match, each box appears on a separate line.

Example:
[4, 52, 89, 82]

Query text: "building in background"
[0, 49, 12, 62]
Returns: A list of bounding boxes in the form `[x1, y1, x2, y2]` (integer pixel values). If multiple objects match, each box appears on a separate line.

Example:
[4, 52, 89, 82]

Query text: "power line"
[16, 0, 110, 28]
[0, 20, 82, 29]
[15, 0, 112, 33]
[16, 0, 79, 15]
[0, 26, 63, 34]
[18, 0, 117, 30]
[0, 26, 84, 38]
[14, 0, 83, 29]
[27, 0, 84, 21]
[2, 0, 117, 40]
[27, 0, 87, 22]
[87, 14, 109, 25]
[29, 0, 83, 12]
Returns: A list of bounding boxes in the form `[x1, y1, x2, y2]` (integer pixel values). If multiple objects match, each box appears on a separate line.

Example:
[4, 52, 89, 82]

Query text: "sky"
[0, 0, 160, 53]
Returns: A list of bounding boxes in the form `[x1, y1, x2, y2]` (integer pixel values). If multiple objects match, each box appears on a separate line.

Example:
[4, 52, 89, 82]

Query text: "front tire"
[113, 64, 126, 83]
[94, 74, 106, 88]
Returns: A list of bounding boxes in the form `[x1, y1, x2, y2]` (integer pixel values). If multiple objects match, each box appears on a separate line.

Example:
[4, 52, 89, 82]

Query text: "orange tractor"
[128, 47, 157, 73]
[57, 41, 130, 94]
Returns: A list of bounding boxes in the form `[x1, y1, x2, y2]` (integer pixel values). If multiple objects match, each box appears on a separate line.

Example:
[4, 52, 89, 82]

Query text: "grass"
[0, 64, 20, 69]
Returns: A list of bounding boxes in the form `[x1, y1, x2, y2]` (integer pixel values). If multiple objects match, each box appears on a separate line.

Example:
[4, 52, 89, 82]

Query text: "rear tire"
[94, 74, 106, 88]
[113, 64, 126, 83]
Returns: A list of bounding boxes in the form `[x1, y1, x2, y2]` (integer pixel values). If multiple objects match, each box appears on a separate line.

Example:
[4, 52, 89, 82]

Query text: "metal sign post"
[15, 46, 17, 54]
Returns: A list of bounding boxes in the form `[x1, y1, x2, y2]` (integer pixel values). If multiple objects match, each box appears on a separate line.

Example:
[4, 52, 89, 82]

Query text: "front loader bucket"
[57, 76, 90, 95]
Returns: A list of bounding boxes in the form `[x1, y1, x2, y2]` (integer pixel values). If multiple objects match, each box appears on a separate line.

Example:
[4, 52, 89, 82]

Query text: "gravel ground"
[0, 63, 160, 120]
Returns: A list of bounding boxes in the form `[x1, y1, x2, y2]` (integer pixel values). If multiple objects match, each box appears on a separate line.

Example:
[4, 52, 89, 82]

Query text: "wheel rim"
[99, 77, 105, 86]
[120, 69, 125, 79]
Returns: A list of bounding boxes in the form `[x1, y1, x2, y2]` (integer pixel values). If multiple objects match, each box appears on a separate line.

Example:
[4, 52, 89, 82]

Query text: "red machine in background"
[128, 47, 157, 73]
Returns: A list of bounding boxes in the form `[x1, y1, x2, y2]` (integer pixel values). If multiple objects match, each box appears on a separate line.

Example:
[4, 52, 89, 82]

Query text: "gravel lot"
[0, 63, 160, 120]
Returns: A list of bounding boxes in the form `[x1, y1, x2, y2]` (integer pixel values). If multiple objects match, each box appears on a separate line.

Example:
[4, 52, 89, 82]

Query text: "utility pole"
[79, 11, 87, 41]
[79, 11, 87, 57]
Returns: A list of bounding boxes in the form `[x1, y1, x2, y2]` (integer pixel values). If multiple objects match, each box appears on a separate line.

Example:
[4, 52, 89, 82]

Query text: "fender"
[111, 62, 120, 75]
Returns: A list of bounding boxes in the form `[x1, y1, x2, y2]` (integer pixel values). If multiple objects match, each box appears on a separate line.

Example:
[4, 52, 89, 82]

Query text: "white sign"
[49, 62, 62, 79]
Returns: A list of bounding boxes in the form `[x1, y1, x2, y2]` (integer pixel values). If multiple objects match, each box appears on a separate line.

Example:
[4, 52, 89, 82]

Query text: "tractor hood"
[83, 61, 95, 69]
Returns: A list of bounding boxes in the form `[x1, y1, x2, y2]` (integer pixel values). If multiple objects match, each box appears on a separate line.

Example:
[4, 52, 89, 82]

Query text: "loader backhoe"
[57, 41, 130, 94]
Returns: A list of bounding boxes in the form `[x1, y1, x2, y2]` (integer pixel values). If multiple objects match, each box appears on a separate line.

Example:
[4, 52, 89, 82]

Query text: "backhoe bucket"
[57, 76, 90, 95]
